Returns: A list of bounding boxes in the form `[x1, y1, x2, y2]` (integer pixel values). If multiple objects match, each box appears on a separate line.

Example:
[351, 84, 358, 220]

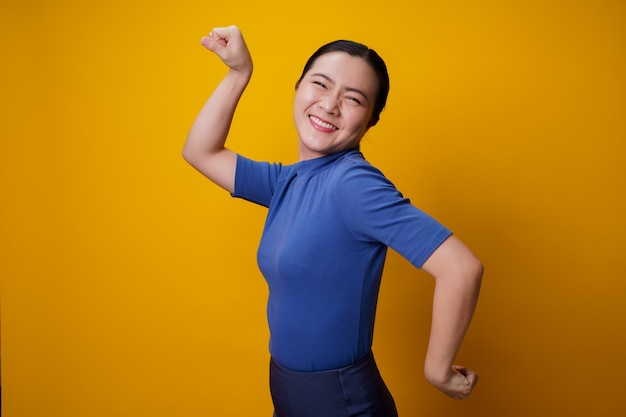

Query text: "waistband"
[269, 351, 397, 417]
[270, 351, 375, 375]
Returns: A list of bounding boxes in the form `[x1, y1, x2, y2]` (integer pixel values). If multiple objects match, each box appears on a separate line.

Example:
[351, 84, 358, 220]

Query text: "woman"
[183, 25, 483, 416]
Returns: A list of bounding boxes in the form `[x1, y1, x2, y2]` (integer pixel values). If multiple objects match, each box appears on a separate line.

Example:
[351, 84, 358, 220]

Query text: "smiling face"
[294, 51, 379, 161]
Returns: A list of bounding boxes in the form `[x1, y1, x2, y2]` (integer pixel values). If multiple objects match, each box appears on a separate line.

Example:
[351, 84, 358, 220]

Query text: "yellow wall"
[2, 1, 624, 416]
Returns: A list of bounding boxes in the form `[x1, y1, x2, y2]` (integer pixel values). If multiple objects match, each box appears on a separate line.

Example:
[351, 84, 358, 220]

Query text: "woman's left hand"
[426, 364, 479, 400]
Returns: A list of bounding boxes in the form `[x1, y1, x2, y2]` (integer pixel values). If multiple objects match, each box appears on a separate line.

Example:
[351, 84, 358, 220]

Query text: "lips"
[309, 115, 338, 132]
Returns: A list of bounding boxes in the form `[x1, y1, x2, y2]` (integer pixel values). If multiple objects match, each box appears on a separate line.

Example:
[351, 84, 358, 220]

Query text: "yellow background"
[2, 0, 625, 416]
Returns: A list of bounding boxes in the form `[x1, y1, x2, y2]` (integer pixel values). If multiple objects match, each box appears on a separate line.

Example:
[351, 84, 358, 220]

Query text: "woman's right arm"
[182, 26, 253, 193]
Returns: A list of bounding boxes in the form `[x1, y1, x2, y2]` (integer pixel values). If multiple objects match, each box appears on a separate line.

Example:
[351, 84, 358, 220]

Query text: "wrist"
[228, 64, 253, 80]
[424, 359, 454, 386]
[223, 67, 253, 91]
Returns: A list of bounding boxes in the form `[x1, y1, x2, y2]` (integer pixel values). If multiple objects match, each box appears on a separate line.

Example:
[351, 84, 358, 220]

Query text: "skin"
[183, 25, 483, 400]
[293, 51, 378, 161]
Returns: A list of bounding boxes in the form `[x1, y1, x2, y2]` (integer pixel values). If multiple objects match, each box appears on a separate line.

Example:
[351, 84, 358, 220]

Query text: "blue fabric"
[233, 149, 451, 372]
[270, 352, 398, 417]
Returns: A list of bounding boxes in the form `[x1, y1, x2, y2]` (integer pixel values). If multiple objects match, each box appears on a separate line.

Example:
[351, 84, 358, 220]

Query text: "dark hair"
[296, 40, 390, 127]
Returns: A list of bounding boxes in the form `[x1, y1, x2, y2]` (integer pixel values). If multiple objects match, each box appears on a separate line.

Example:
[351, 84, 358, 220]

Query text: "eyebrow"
[309, 73, 370, 102]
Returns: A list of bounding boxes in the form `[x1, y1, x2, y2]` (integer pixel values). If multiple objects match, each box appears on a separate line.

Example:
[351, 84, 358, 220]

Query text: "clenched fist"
[201, 25, 253, 75]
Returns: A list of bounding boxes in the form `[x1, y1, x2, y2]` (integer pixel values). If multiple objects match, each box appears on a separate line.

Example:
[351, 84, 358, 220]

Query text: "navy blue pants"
[270, 352, 398, 417]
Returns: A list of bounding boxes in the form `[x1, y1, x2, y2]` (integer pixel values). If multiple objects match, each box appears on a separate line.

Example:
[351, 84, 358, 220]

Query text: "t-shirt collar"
[293, 148, 359, 177]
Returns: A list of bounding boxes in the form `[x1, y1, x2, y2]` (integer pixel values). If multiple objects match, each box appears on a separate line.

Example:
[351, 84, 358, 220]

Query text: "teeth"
[310, 116, 338, 130]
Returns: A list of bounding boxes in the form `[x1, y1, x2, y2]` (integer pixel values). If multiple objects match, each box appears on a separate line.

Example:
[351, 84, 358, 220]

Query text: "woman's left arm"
[420, 235, 483, 400]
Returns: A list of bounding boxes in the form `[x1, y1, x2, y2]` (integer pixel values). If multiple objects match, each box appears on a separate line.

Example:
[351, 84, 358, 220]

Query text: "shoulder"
[325, 151, 403, 210]
[236, 154, 293, 180]
[234, 155, 293, 206]
[331, 151, 395, 189]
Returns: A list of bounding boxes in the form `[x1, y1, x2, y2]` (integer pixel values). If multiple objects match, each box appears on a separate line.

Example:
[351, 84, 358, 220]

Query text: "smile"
[309, 115, 338, 131]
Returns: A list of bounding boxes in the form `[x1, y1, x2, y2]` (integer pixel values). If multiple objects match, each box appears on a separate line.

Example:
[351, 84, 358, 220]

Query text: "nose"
[318, 93, 339, 114]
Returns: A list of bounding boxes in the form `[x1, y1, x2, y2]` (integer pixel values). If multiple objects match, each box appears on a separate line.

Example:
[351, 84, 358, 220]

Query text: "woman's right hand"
[183, 25, 251, 193]
[201, 25, 253, 75]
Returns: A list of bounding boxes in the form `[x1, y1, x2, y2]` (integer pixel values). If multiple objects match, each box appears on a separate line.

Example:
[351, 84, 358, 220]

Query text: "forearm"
[424, 263, 482, 383]
[183, 68, 251, 163]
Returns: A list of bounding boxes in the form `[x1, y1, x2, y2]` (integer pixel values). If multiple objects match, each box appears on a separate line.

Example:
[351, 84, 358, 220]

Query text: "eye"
[313, 81, 327, 89]
[345, 96, 362, 105]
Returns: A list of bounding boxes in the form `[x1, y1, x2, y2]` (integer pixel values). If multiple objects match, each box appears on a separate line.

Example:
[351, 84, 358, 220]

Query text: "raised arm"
[420, 235, 483, 400]
[182, 25, 253, 193]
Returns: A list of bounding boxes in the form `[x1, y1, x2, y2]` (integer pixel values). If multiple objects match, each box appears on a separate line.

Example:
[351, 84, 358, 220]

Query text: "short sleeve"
[333, 161, 452, 268]
[231, 154, 282, 208]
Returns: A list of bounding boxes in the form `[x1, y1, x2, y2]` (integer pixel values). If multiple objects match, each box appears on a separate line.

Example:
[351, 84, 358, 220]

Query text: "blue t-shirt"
[233, 149, 451, 371]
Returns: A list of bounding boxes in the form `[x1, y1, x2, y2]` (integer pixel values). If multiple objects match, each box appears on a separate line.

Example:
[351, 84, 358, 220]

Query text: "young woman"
[183, 25, 483, 417]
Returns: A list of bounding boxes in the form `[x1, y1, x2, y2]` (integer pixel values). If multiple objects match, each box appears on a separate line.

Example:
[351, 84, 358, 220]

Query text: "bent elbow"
[181, 149, 192, 166]
[181, 142, 192, 162]
[181, 143, 200, 168]
[468, 258, 484, 295]
[467, 255, 484, 282]
[452, 253, 483, 292]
